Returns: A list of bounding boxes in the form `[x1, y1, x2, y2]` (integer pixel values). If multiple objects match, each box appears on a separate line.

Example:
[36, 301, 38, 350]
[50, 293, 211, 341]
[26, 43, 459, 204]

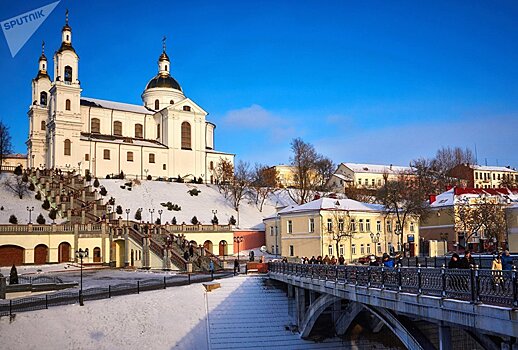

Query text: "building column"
[438, 322, 452, 350]
[124, 227, 130, 267]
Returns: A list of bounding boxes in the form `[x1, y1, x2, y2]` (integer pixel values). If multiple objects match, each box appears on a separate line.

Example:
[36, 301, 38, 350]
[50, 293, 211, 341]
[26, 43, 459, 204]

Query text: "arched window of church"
[40, 120, 46, 131]
[154, 99, 160, 110]
[135, 124, 143, 138]
[91, 118, 100, 133]
[113, 121, 122, 136]
[64, 66, 72, 83]
[40, 91, 47, 106]
[183, 106, 191, 112]
[149, 153, 155, 163]
[165, 65, 168, 71]
[127, 152, 133, 162]
[181, 122, 191, 150]
[209, 161, 214, 170]
[64, 139, 71, 156]
[65, 99, 71, 111]
[157, 124, 160, 139]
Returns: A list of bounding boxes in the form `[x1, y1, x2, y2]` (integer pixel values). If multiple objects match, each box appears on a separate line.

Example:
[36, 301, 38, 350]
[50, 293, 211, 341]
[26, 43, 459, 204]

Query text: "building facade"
[26, 13, 234, 182]
[449, 164, 518, 189]
[327, 162, 414, 193]
[264, 197, 419, 262]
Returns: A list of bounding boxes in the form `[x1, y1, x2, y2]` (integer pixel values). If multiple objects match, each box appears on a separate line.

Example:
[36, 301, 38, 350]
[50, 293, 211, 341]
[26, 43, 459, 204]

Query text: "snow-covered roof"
[342, 162, 412, 174]
[81, 97, 154, 115]
[472, 165, 517, 173]
[430, 187, 518, 208]
[278, 197, 385, 216]
[332, 173, 353, 181]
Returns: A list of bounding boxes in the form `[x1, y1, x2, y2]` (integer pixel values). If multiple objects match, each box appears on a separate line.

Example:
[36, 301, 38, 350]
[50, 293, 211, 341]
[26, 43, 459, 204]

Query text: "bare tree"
[435, 146, 475, 174]
[499, 174, 518, 189]
[288, 138, 321, 204]
[250, 164, 278, 212]
[0, 121, 13, 174]
[213, 158, 234, 194]
[315, 156, 335, 191]
[326, 205, 355, 261]
[4, 175, 29, 199]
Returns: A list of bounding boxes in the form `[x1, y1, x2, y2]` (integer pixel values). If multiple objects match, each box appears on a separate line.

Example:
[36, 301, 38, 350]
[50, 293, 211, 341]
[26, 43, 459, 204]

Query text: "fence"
[0, 272, 231, 317]
[400, 255, 516, 270]
[269, 262, 518, 308]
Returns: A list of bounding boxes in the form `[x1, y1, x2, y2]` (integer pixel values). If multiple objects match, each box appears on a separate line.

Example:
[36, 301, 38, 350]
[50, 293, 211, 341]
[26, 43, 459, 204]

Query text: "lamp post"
[158, 209, 163, 224]
[395, 220, 403, 256]
[26, 206, 34, 224]
[78, 161, 82, 175]
[149, 208, 154, 223]
[144, 169, 149, 179]
[75, 248, 87, 306]
[125, 208, 130, 227]
[234, 236, 243, 262]
[370, 231, 380, 255]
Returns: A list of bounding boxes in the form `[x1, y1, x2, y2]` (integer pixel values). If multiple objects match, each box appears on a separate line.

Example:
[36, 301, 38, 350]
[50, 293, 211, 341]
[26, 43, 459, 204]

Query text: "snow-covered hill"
[99, 179, 294, 230]
[0, 173, 56, 224]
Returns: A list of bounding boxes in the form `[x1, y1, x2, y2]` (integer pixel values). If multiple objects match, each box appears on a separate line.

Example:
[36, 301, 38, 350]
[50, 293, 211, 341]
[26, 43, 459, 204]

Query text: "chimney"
[429, 194, 437, 204]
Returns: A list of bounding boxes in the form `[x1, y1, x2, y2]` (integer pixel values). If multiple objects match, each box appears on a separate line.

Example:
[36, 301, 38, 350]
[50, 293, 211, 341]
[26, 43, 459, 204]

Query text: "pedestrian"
[209, 260, 215, 274]
[491, 254, 504, 290]
[316, 256, 323, 264]
[233, 259, 240, 275]
[382, 253, 394, 268]
[183, 250, 189, 261]
[189, 244, 194, 257]
[369, 255, 378, 266]
[338, 255, 345, 265]
[323, 255, 331, 265]
[309, 256, 316, 264]
[330, 256, 337, 265]
[460, 250, 475, 269]
[448, 253, 460, 268]
[501, 250, 513, 271]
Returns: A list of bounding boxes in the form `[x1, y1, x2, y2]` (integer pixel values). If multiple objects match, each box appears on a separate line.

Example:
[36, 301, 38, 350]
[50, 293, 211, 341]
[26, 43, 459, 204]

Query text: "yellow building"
[327, 162, 414, 193]
[508, 205, 518, 252]
[264, 197, 419, 262]
[449, 164, 518, 189]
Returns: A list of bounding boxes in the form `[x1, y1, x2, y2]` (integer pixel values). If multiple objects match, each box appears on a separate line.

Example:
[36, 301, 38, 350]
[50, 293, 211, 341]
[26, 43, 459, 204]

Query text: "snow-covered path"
[205, 276, 344, 349]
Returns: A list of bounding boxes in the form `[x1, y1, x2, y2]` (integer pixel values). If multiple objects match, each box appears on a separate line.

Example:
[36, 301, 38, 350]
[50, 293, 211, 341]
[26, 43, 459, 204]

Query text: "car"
[357, 255, 382, 265]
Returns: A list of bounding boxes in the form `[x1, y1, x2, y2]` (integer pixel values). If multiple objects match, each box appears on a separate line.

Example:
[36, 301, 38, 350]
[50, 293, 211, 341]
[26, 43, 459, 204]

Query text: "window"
[371, 179, 375, 186]
[387, 221, 392, 233]
[270, 227, 274, 236]
[135, 124, 143, 138]
[338, 218, 344, 232]
[396, 221, 401, 232]
[271, 245, 274, 253]
[209, 161, 214, 170]
[351, 244, 356, 255]
[376, 221, 381, 232]
[181, 122, 191, 149]
[378, 179, 382, 186]
[364, 179, 368, 185]
[367, 244, 371, 254]
[359, 219, 364, 232]
[327, 218, 333, 232]
[328, 245, 333, 256]
[493, 173, 496, 180]
[156, 124, 160, 139]
[163, 164, 166, 170]
[377, 243, 382, 254]
[289, 245, 294, 257]
[40, 91, 47, 106]
[165, 65, 168, 71]
[360, 244, 365, 255]
[40, 120, 46, 131]
[112, 121, 122, 136]
[64, 66, 72, 83]
[366, 219, 371, 232]
[65, 99, 71, 111]
[85, 154, 89, 161]
[358, 178, 362, 185]
[154, 99, 160, 110]
[309, 218, 315, 233]
[91, 118, 100, 133]
[410, 222, 415, 232]
[498, 174, 501, 180]
[170, 100, 174, 105]
[64, 139, 71, 156]
[287, 220, 293, 233]
[103, 149, 110, 160]
[339, 244, 344, 256]
[475, 172, 479, 180]
[183, 106, 191, 111]
[149, 153, 155, 163]
[350, 219, 356, 232]
[127, 152, 133, 162]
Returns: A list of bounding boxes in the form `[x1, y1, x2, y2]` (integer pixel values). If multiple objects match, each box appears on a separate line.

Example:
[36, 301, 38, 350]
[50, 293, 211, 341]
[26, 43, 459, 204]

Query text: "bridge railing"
[269, 262, 518, 308]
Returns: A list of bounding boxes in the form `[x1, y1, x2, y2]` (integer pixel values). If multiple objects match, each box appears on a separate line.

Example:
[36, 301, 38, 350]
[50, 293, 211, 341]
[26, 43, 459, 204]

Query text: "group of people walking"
[447, 250, 514, 271]
[300, 255, 347, 265]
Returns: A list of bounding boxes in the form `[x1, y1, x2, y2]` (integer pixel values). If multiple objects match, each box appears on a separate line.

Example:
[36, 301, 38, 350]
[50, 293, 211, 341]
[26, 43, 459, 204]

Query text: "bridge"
[269, 262, 518, 350]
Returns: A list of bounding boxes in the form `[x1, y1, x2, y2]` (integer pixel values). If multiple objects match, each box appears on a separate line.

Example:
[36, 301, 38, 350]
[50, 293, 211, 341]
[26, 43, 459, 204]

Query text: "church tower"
[27, 42, 51, 168]
[47, 10, 82, 171]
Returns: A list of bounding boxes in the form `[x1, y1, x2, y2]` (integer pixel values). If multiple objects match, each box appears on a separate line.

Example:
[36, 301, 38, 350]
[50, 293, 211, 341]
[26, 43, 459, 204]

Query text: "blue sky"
[1, 1, 517, 168]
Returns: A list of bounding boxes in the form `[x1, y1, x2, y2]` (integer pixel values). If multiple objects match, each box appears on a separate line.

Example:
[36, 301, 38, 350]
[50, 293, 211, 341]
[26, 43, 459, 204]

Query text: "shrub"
[14, 165, 22, 176]
[108, 197, 115, 205]
[176, 175, 184, 183]
[197, 177, 203, 184]
[155, 218, 161, 225]
[229, 215, 236, 225]
[9, 215, 18, 224]
[191, 216, 199, 225]
[116, 205, 123, 215]
[28, 182, 35, 191]
[36, 213, 46, 224]
[134, 209, 142, 221]
[100, 187, 108, 196]
[49, 208, 57, 221]
[188, 188, 201, 196]
[93, 178, 100, 188]
[35, 192, 41, 200]
[106, 174, 111, 179]
[211, 215, 219, 225]
[0, 206, 3, 210]
[128, 188, 132, 191]
[147, 174, 152, 180]
[22, 174, 29, 183]
[124, 182, 132, 187]
[85, 172, 92, 181]
[10, 264, 18, 284]
[42, 199, 50, 210]
[171, 217, 177, 225]
[119, 171, 125, 179]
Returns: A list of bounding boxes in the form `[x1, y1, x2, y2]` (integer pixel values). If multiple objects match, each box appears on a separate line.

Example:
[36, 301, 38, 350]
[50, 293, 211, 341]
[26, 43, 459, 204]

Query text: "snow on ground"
[0, 275, 397, 349]
[99, 179, 294, 230]
[0, 173, 54, 224]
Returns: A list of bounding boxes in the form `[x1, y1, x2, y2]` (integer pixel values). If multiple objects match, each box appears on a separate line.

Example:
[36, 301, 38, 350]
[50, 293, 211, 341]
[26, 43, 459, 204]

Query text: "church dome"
[145, 74, 182, 91]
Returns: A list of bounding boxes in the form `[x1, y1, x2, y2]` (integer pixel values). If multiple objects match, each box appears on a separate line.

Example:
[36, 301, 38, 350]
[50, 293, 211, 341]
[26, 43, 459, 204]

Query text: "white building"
[26, 13, 234, 182]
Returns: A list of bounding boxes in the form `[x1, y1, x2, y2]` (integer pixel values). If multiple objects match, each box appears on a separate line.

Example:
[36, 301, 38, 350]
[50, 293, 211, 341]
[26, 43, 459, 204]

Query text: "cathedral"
[26, 12, 234, 182]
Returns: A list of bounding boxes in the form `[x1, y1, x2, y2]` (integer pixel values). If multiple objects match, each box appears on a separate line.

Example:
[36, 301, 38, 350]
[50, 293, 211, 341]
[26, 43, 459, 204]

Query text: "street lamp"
[158, 209, 163, 224]
[370, 231, 380, 255]
[395, 220, 403, 255]
[107, 205, 112, 220]
[149, 208, 155, 223]
[144, 169, 149, 179]
[78, 161, 82, 175]
[26, 206, 34, 224]
[234, 236, 244, 262]
[125, 208, 130, 227]
[138, 207, 143, 224]
[212, 209, 218, 225]
[75, 248, 88, 306]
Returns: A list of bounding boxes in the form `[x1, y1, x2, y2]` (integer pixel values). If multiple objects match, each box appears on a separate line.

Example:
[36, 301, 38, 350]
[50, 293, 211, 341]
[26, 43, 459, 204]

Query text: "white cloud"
[221, 104, 284, 129]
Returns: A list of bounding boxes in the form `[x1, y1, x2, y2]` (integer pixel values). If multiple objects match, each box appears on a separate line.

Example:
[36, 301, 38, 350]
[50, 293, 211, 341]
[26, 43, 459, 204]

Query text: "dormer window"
[183, 106, 191, 112]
